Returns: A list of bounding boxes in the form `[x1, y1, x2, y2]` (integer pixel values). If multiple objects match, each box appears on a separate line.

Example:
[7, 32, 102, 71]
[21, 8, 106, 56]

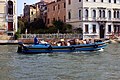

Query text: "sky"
[17, 0, 53, 16]
[17, 0, 38, 16]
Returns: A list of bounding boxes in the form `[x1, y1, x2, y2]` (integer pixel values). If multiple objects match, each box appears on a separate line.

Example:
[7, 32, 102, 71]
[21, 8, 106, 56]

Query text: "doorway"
[99, 25, 105, 38]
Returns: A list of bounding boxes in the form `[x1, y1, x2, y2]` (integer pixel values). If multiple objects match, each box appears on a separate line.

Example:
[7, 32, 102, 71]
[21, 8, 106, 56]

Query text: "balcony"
[112, 18, 120, 22]
[6, 15, 13, 22]
[96, 17, 107, 21]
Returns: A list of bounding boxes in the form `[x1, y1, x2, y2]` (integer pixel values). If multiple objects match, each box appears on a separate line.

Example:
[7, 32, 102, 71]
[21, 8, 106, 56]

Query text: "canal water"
[0, 44, 120, 80]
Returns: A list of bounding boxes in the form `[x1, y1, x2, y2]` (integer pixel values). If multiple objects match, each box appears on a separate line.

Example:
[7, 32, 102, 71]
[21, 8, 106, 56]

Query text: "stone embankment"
[0, 40, 18, 45]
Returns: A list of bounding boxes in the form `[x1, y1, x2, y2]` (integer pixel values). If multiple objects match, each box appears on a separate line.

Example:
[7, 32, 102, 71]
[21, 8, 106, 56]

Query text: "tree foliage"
[52, 20, 73, 33]
[28, 18, 45, 33]
[18, 19, 26, 33]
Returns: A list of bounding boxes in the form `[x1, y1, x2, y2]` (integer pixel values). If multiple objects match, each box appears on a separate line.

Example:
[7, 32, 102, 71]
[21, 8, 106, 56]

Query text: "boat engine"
[17, 42, 23, 53]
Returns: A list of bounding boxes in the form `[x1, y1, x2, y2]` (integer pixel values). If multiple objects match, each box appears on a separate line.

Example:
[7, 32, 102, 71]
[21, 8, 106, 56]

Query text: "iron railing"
[20, 34, 82, 39]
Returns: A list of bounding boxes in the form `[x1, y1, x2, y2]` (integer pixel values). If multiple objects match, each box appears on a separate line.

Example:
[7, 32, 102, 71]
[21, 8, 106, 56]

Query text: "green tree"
[64, 24, 73, 33]
[28, 18, 46, 33]
[52, 20, 64, 33]
[74, 27, 83, 34]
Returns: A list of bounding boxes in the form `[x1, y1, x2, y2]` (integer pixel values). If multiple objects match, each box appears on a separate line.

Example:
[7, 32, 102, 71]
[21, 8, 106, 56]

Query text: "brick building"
[46, 0, 66, 27]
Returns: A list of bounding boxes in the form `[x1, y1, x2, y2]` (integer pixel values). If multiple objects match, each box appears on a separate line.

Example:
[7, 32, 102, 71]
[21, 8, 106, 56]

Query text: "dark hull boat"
[17, 42, 107, 54]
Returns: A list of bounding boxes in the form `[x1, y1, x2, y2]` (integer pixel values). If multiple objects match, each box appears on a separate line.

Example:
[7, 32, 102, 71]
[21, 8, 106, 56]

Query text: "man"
[34, 36, 39, 45]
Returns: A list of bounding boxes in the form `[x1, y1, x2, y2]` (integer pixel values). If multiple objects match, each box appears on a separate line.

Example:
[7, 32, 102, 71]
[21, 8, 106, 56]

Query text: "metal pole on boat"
[25, 29, 27, 38]
[57, 29, 59, 39]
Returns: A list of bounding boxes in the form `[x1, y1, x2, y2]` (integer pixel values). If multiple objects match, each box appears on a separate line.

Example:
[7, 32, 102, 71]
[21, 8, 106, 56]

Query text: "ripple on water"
[0, 44, 120, 80]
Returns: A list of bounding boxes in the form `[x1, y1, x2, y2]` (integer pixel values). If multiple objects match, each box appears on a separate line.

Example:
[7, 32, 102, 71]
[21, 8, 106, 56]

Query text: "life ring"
[70, 46, 75, 50]
[48, 45, 52, 50]
[93, 44, 98, 48]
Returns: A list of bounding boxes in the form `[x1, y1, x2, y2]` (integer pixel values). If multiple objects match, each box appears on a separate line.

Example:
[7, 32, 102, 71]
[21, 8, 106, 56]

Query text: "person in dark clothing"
[34, 36, 39, 45]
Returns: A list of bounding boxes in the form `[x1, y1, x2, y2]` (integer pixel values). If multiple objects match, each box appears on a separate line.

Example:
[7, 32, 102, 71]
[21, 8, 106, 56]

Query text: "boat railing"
[20, 34, 82, 39]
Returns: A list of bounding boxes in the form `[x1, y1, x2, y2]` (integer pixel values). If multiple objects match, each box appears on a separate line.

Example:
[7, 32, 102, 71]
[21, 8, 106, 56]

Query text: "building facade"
[24, 4, 37, 22]
[66, 0, 120, 39]
[0, 0, 17, 36]
[24, 1, 47, 22]
[47, 0, 66, 27]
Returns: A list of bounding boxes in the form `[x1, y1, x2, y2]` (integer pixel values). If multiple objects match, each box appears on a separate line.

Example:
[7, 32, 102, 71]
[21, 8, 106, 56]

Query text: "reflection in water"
[0, 44, 120, 80]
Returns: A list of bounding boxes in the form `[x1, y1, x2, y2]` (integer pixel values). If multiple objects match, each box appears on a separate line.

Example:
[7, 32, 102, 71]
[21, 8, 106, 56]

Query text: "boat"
[17, 42, 107, 54]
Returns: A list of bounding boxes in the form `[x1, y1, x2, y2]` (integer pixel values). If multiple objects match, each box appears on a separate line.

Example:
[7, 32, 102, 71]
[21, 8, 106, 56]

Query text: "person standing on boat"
[34, 36, 39, 45]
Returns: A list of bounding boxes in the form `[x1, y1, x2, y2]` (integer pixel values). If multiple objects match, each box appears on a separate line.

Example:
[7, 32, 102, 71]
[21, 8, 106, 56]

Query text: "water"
[0, 44, 120, 80]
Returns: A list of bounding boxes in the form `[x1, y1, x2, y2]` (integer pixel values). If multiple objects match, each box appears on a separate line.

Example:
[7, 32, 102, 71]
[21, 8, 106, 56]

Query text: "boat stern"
[17, 42, 24, 53]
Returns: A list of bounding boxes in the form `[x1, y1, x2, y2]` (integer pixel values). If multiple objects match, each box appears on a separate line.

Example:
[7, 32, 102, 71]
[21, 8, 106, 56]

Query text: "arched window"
[99, 10, 102, 18]
[103, 10, 105, 18]
[8, 1, 13, 15]
[93, 10, 96, 18]
[85, 9, 88, 18]
[108, 10, 111, 19]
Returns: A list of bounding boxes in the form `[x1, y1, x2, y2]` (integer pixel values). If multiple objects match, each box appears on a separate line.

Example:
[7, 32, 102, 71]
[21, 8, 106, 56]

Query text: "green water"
[0, 44, 120, 80]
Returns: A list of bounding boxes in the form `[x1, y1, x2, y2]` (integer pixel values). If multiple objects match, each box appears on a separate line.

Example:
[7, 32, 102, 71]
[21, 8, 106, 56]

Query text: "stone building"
[66, 0, 120, 39]
[0, 0, 17, 36]
[46, 0, 66, 27]
[23, 1, 47, 22]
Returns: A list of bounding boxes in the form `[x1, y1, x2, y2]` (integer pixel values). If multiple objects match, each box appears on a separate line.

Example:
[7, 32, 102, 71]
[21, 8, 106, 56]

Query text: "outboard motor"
[17, 42, 23, 53]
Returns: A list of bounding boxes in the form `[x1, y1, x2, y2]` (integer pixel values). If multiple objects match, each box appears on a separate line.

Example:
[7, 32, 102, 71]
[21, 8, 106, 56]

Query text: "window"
[108, 25, 111, 33]
[93, 10, 96, 19]
[53, 6, 55, 11]
[58, 4, 60, 9]
[109, 0, 111, 3]
[8, 1, 13, 15]
[93, 0, 96, 2]
[108, 10, 111, 19]
[79, 10, 81, 19]
[68, 11, 71, 20]
[114, 11, 116, 18]
[68, 0, 71, 5]
[114, 0, 116, 3]
[31, 11, 33, 15]
[103, 10, 105, 18]
[8, 22, 13, 31]
[117, 11, 119, 18]
[93, 25, 96, 33]
[85, 9, 88, 19]
[99, 10, 102, 18]
[64, 3, 66, 8]
[85, 24, 89, 33]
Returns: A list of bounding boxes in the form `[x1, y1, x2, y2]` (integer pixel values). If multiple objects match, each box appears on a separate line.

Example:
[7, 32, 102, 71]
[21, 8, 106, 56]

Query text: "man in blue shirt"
[34, 36, 39, 45]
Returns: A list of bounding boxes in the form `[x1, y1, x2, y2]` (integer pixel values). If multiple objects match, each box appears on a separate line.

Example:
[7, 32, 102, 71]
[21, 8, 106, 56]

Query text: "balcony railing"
[6, 15, 13, 22]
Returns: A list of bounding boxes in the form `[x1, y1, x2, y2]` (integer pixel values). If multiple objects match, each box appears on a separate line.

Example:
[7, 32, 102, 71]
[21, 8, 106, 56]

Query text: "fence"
[20, 34, 82, 39]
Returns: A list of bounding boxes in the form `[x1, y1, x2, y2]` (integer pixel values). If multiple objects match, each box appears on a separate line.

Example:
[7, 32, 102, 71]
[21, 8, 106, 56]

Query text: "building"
[66, 0, 120, 39]
[44, 0, 55, 3]
[24, 4, 37, 22]
[24, 1, 47, 23]
[46, 0, 66, 27]
[0, 0, 17, 36]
